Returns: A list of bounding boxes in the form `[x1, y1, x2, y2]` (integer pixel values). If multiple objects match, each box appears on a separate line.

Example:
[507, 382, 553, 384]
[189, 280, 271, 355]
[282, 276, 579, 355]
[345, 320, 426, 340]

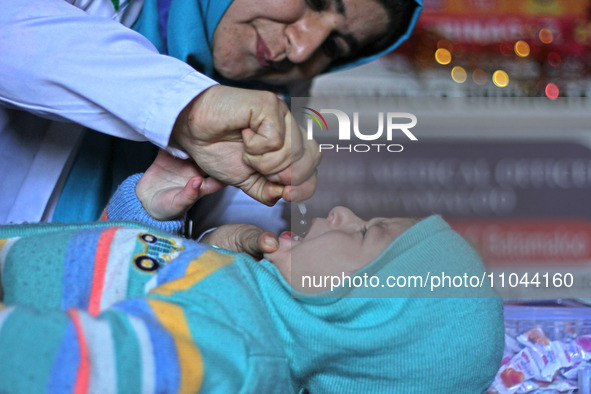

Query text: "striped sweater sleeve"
[0, 224, 256, 393]
[102, 173, 185, 234]
[0, 300, 204, 393]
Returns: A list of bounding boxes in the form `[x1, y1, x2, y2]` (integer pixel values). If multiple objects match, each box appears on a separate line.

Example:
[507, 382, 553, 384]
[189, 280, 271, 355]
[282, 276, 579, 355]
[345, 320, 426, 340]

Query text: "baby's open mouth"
[279, 231, 306, 241]
[279, 231, 296, 240]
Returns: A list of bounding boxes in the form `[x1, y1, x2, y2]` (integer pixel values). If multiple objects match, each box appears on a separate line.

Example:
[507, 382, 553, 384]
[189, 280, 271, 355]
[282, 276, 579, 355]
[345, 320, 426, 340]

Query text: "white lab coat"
[0, 0, 217, 223]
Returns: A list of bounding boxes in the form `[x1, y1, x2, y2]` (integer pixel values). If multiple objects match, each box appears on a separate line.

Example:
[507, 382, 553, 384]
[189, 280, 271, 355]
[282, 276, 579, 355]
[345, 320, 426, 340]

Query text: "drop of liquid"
[295, 202, 309, 238]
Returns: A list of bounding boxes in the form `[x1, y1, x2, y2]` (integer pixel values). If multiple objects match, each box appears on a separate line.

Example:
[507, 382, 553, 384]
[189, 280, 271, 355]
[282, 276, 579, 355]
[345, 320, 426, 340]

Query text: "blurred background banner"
[311, 0, 591, 98]
[290, 96, 591, 299]
[300, 0, 591, 297]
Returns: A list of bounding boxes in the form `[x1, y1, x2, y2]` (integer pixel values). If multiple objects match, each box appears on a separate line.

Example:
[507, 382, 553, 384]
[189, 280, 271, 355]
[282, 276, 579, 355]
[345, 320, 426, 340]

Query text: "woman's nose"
[285, 12, 336, 64]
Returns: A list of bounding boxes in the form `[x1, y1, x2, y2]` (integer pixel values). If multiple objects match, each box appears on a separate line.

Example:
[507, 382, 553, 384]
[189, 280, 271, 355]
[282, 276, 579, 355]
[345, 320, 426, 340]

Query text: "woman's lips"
[256, 32, 272, 67]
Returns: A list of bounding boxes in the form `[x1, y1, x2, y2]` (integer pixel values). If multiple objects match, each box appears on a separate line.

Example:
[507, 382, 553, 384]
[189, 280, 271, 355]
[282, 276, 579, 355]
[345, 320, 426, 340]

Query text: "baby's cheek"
[264, 251, 292, 284]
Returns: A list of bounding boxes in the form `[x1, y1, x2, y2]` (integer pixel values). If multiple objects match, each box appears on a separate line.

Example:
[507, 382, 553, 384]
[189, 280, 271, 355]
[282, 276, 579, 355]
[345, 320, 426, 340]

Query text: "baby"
[0, 151, 504, 393]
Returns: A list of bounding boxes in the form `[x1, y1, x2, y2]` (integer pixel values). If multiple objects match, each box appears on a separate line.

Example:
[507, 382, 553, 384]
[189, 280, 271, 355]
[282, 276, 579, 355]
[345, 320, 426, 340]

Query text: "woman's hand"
[171, 85, 320, 206]
[136, 150, 225, 220]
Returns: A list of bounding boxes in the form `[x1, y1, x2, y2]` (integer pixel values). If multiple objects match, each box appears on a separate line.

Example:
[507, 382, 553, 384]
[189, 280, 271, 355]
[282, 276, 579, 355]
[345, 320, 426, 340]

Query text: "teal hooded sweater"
[0, 176, 503, 393]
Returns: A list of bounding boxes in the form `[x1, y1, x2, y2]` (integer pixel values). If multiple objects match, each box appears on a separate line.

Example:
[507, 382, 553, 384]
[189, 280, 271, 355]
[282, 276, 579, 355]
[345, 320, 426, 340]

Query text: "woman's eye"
[306, 0, 328, 11]
[321, 34, 345, 59]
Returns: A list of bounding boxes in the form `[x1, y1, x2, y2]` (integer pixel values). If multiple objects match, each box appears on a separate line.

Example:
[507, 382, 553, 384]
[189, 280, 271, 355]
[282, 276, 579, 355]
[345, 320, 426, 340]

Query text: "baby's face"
[264, 206, 417, 291]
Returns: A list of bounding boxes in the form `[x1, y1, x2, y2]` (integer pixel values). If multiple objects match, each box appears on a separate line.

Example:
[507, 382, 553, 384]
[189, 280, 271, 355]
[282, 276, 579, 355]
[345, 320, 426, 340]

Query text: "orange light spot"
[492, 70, 509, 88]
[435, 48, 452, 65]
[539, 28, 554, 44]
[514, 40, 530, 57]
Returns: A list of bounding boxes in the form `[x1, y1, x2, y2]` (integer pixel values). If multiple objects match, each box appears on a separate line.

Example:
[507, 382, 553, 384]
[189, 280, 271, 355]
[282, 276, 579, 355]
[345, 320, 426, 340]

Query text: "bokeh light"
[472, 69, 488, 85]
[545, 83, 559, 99]
[492, 70, 510, 87]
[435, 48, 452, 65]
[514, 40, 530, 57]
[539, 28, 554, 44]
[451, 66, 467, 83]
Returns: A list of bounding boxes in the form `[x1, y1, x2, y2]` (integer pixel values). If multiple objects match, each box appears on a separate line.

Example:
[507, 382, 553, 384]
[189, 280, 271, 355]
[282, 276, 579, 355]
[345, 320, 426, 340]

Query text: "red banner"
[422, 0, 589, 17]
[450, 219, 591, 266]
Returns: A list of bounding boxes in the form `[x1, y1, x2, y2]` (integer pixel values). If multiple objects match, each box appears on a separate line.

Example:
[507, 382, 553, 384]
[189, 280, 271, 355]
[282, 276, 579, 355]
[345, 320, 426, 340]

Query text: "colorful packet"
[530, 377, 577, 393]
[575, 335, 591, 360]
[506, 334, 523, 354]
[517, 328, 550, 348]
[528, 341, 575, 382]
[495, 348, 542, 390]
[562, 361, 590, 380]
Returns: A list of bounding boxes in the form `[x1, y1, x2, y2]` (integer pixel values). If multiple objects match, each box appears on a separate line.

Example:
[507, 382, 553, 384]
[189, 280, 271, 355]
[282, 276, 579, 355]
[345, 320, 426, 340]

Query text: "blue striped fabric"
[47, 320, 80, 392]
[62, 228, 102, 309]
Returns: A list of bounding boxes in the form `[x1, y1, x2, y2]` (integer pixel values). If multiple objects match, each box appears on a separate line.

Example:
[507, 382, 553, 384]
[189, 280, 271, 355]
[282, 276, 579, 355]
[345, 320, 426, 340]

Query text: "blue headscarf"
[133, 0, 423, 78]
[133, 0, 232, 76]
[329, 0, 423, 73]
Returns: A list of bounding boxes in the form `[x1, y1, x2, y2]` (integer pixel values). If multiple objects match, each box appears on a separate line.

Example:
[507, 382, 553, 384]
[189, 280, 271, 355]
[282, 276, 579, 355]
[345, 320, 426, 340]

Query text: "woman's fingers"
[171, 85, 321, 206]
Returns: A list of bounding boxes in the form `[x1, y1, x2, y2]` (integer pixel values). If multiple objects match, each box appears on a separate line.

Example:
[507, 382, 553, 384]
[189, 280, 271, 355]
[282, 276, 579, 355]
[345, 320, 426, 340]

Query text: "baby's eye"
[360, 225, 368, 238]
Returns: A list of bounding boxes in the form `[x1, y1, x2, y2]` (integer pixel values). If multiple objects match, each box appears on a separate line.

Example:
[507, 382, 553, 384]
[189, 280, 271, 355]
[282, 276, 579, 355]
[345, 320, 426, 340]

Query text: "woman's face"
[212, 0, 389, 84]
[264, 206, 417, 290]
